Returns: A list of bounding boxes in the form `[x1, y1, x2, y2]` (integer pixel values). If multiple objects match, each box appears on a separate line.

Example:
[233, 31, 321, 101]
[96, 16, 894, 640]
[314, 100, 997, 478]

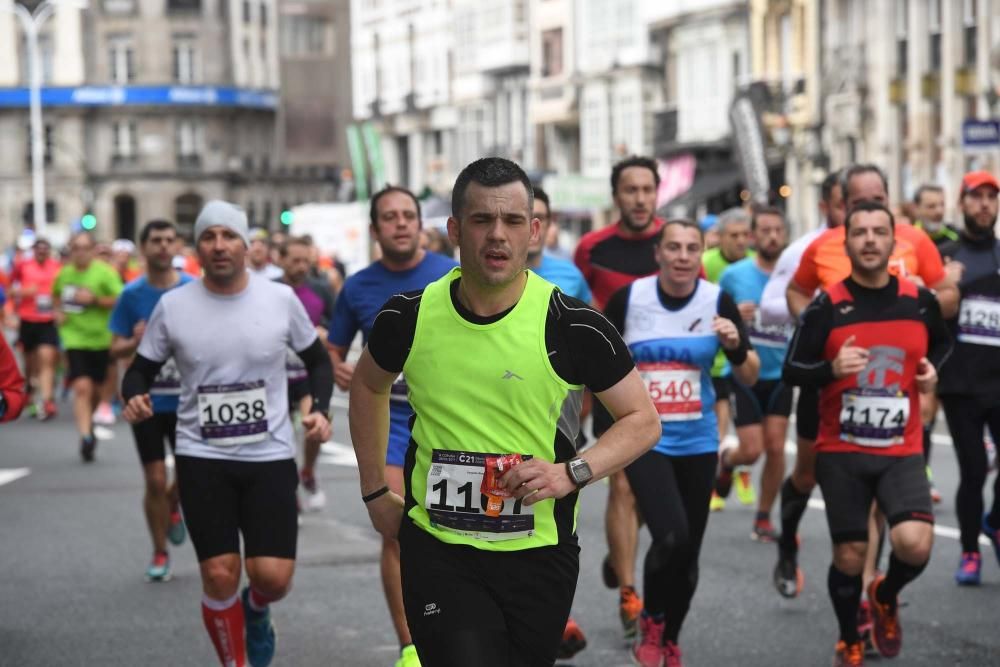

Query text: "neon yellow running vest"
[403, 267, 583, 551]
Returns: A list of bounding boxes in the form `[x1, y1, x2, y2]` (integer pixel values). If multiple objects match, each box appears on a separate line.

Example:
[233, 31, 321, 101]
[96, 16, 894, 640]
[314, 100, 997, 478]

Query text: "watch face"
[570, 459, 592, 484]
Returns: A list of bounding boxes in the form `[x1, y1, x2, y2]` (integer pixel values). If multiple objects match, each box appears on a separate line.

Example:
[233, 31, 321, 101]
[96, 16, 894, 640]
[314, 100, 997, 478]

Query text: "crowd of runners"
[1, 154, 999, 667]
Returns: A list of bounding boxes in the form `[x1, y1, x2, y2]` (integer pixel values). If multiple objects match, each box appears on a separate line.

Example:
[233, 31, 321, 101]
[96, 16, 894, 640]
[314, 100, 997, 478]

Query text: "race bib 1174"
[839, 388, 909, 447]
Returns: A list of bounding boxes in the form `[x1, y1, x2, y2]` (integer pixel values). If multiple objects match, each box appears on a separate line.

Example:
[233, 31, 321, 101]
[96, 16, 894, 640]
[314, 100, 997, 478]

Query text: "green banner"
[346, 124, 369, 201]
[361, 121, 386, 190]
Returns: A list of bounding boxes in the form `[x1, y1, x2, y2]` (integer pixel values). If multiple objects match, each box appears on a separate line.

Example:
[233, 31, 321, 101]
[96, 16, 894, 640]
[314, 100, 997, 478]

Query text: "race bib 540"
[637, 361, 702, 421]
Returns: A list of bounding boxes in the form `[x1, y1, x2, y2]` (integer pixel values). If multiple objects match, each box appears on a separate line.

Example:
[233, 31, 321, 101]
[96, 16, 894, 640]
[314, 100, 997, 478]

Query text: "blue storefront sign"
[0, 85, 278, 109]
[962, 119, 1000, 153]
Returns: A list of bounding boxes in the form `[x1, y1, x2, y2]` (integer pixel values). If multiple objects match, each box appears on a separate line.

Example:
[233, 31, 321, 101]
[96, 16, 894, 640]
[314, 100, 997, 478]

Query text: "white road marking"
[806, 498, 990, 546]
[0, 468, 30, 488]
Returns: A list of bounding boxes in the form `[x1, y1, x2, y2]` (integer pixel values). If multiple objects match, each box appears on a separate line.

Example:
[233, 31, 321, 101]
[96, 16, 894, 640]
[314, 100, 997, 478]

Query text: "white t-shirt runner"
[138, 275, 318, 461]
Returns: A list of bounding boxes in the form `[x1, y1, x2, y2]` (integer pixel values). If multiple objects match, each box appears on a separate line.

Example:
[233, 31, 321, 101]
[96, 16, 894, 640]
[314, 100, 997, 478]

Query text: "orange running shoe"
[832, 640, 864, 666]
[557, 617, 587, 659]
[620, 586, 643, 639]
[866, 576, 902, 658]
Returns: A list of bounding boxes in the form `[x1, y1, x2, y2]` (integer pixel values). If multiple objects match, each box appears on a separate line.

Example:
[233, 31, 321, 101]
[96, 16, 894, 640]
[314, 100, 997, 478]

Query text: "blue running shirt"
[329, 252, 457, 464]
[719, 258, 791, 381]
[110, 274, 193, 413]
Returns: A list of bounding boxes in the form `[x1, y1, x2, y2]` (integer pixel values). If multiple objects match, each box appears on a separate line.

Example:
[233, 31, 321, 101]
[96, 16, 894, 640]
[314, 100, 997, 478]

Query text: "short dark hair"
[139, 219, 177, 245]
[654, 218, 704, 245]
[279, 236, 312, 258]
[451, 157, 533, 220]
[820, 170, 842, 204]
[370, 185, 422, 226]
[844, 200, 895, 233]
[532, 186, 551, 218]
[750, 205, 785, 231]
[610, 155, 660, 195]
[840, 164, 889, 203]
[913, 184, 944, 204]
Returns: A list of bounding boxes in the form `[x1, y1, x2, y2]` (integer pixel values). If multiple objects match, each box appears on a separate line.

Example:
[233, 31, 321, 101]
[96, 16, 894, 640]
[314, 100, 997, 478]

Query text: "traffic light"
[80, 213, 97, 230]
[280, 209, 294, 226]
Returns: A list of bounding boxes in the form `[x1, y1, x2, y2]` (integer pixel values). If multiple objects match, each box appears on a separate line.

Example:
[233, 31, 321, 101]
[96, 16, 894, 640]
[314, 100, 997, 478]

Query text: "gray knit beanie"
[194, 200, 249, 246]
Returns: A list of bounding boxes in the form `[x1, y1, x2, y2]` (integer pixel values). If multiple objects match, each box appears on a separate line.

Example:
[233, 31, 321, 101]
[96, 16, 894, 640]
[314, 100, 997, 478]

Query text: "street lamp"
[4, 0, 88, 235]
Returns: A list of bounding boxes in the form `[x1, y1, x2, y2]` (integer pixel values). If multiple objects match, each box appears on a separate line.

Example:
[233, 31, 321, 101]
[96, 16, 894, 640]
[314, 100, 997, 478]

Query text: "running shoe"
[80, 435, 97, 463]
[602, 554, 619, 588]
[714, 460, 734, 499]
[832, 640, 865, 666]
[93, 425, 115, 441]
[866, 576, 901, 658]
[93, 402, 116, 426]
[557, 617, 587, 659]
[662, 640, 683, 667]
[242, 587, 277, 667]
[983, 513, 1000, 567]
[394, 643, 420, 667]
[300, 473, 327, 513]
[631, 613, 664, 667]
[620, 586, 643, 640]
[168, 510, 186, 546]
[145, 551, 171, 582]
[735, 469, 757, 505]
[955, 552, 982, 586]
[773, 545, 803, 598]
[41, 400, 57, 421]
[751, 517, 779, 543]
[709, 491, 726, 512]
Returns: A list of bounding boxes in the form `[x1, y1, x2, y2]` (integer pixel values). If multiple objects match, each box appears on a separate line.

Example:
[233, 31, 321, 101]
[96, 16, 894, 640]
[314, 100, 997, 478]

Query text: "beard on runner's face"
[964, 211, 998, 238]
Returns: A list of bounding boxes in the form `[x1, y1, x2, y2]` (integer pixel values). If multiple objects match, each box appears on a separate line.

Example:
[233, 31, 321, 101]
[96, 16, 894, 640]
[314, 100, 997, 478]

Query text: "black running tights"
[625, 451, 717, 642]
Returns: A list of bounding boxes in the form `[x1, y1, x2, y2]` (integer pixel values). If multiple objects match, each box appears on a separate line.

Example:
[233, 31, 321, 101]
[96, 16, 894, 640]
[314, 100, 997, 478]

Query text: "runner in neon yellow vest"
[349, 157, 660, 666]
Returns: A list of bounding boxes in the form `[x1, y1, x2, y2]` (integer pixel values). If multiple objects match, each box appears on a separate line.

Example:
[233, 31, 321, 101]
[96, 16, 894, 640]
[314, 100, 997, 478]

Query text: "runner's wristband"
[362, 485, 390, 504]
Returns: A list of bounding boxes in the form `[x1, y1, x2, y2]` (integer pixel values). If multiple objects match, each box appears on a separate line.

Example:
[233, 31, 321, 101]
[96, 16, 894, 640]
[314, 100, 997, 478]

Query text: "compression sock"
[877, 553, 927, 612]
[201, 593, 246, 667]
[828, 565, 863, 643]
[779, 477, 811, 553]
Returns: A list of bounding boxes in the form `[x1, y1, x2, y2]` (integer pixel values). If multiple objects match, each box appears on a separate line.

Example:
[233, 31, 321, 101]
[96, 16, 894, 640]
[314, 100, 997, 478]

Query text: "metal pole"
[13, 2, 56, 236]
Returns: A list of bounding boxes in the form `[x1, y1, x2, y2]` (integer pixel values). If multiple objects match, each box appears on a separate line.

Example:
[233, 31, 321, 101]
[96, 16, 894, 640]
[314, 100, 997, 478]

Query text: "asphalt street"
[1, 393, 999, 667]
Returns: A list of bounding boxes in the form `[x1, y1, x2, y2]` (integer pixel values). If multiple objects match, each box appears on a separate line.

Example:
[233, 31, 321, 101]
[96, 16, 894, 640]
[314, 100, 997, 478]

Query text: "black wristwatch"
[566, 457, 593, 489]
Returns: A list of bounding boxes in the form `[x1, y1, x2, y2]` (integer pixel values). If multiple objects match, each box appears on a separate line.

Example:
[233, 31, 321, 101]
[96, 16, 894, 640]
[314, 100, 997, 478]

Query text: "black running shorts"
[732, 379, 793, 427]
[398, 518, 579, 667]
[18, 320, 59, 351]
[795, 385, 820, 441]
[175, 456, 298, 562]
[65, 348, 110, 383]
[712, 376, 732, 402]
[815, 452, 934, 544]
[131, 412, 177, 465]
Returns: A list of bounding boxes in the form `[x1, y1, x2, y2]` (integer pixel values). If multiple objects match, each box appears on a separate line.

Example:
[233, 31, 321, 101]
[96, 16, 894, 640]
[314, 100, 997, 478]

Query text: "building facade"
[0, 0, 342, 246]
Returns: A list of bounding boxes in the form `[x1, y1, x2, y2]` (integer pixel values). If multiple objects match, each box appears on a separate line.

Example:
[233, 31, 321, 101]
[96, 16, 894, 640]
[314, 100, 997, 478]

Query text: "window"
[112, 121, 137, 162]
[963, 0, 977, 65]
[242, 0, 251, 22]
[24, 123, 54, 166]
[167, 0, 200, 11]
[22, 201, 57, 226]
[541, 28, 563, 77]
[108, 36, 135, 83]
[928, 0, 941, 71]
[280, 15, 334, 57]
[260, 2, 267, 27]
[172, 36, 197, 83]
[176, 119, 202, 168]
